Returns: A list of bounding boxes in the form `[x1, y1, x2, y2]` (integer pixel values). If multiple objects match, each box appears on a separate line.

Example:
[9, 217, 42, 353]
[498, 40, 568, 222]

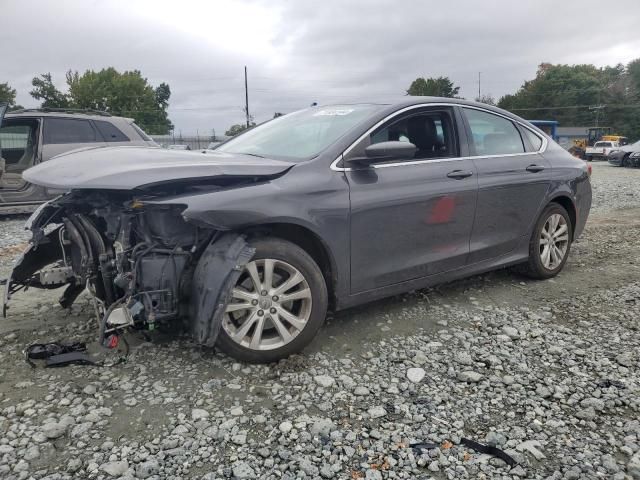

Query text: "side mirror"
[346, 141, 417, 166]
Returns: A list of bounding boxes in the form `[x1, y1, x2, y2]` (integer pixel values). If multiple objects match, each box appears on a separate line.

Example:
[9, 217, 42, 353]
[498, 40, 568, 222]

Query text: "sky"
[3, 0, 640, 135]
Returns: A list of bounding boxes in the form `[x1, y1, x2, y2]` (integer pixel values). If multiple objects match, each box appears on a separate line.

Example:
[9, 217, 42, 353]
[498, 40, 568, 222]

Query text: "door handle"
[446, 170, 473, 179]
[526, 164, 545, 173]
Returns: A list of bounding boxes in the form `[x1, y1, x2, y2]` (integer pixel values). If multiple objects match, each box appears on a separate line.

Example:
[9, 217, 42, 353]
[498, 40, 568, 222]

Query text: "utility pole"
[589, 105, 605, 128]
[244, 66, 250, 128]
[478, 72, 481, 99]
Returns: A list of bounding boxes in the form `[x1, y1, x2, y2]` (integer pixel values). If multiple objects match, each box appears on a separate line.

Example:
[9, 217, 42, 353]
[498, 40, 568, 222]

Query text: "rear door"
[40, 117, 106, 160]
[461, 107, 551, 263]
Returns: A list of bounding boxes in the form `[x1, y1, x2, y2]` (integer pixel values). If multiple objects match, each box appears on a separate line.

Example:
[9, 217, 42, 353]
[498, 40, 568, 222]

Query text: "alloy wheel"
[539, 213, 569, 270]
[223, 259, 313, 350]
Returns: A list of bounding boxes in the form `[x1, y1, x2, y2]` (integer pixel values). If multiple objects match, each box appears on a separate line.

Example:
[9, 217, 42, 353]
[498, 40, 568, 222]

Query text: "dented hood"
[23, 146, 295, 190]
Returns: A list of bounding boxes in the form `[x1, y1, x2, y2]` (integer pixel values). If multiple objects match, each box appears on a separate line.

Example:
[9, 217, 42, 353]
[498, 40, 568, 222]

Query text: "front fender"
[190, 233, 255, 347]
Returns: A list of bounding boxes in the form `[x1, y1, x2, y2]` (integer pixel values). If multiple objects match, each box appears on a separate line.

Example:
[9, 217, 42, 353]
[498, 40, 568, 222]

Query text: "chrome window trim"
[330, 103, 547, 172]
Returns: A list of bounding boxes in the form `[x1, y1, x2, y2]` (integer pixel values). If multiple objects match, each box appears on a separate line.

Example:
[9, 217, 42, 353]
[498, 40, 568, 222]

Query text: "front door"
[0, 114, 44, 204]
[345, 106, 478, 293]
[461, 107, 551, 263]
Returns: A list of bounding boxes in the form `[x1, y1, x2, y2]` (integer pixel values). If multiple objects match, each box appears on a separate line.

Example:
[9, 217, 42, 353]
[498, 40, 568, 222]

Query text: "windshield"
[216, 105, 382, 161]
[594, 142, 612, 147]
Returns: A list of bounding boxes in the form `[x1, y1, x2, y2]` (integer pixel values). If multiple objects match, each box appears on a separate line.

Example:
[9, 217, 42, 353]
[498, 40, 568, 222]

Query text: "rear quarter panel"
[544, 142, 592, 238]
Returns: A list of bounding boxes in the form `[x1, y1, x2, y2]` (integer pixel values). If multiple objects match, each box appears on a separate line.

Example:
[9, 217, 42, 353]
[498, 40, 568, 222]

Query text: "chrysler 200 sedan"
[2, 98, 592, 363]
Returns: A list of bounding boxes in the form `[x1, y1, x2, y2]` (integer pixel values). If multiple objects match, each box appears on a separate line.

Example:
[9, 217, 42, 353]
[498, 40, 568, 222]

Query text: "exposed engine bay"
[3, 191, 255, 347]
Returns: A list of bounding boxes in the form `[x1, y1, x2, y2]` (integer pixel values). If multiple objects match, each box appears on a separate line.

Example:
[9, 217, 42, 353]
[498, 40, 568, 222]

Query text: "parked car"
[608, 140, 640, 167]
[3, 98, 592, 363]
[167, 144, 191, 150]
[585, 140, 619, 161]
[0, 108, 157, 211]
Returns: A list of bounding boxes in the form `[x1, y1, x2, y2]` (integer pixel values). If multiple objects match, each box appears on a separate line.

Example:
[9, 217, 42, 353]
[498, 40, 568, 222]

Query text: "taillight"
[587, 163, 592, 177]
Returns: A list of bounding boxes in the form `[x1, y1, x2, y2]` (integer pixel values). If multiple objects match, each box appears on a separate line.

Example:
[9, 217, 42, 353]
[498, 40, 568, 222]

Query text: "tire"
[522, 203, 573, 279]
[215, 237, 328, 363]
[622, 154, 630, 168]
[586, 155, 592, 161]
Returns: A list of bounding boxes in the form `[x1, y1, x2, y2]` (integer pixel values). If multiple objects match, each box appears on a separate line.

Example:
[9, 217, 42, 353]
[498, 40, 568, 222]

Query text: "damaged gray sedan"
[2, 99, 592, 362]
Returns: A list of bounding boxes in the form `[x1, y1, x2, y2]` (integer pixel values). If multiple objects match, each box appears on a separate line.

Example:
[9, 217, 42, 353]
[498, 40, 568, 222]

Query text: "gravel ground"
[0, 162, 639, 480]
[589, 162, 640, 213]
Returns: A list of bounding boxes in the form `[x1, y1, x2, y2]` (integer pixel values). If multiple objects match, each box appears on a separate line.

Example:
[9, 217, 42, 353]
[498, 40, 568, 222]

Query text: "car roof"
[6, 109, 133, 122]
[322, 96, 528, 122]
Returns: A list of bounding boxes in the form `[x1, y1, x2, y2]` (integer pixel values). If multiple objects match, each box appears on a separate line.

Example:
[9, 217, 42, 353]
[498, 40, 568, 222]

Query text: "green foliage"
[30, 73, 70, 108]
[225, 123, 255, 137]
[30, 69, 173, 134]
[407, 76, 460, 97]
[628, 59, 640, 104]
[65, 68, 172, 134]
[475, 94, 496, 106]
[497, 61, 640, 138]
[0, 82, 18, 107]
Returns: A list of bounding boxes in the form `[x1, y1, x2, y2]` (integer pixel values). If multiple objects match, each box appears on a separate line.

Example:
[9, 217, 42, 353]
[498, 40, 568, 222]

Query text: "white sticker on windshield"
[313, 109, 354, 116]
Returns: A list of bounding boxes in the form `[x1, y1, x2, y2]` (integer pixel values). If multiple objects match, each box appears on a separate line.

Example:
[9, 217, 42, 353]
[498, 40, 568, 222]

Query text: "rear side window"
[43, 118, 99, 144]
[94, 120, 129, 142]
[522, 128, 543, 151]
[463, 108, 525, 156]
[130, 122, 152, 141]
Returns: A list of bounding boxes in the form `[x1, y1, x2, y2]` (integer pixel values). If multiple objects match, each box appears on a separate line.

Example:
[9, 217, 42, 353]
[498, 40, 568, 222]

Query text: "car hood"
[621, 144, 640, 153]
[23, 146, 295, 190]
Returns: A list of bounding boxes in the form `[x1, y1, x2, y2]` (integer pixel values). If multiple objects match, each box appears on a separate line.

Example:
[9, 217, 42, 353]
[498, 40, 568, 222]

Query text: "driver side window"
[369, 109, 458, 161]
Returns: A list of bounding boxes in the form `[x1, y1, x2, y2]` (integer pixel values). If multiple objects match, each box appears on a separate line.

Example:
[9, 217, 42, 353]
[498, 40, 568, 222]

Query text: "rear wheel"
[522, 203, 573, 279]
[586, 155, 592, 161]
[216, 238, 328, 363]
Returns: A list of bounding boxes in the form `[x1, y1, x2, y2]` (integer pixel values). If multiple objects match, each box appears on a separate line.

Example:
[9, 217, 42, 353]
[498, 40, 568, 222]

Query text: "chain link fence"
[150, 135, 227, 150]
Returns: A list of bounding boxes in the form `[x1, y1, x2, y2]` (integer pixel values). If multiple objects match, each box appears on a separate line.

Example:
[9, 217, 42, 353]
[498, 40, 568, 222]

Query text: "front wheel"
[622, 154, 631, 168]
[522, 203, 573, 279]
[215, 237, 328, 363]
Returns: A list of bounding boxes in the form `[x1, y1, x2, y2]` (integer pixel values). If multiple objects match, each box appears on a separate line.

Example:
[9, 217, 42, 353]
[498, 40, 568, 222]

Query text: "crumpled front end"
[3, 191, 254, 346]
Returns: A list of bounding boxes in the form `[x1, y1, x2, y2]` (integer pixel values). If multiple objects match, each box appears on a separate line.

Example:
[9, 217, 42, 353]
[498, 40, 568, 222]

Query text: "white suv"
[0, 108, 157, 211]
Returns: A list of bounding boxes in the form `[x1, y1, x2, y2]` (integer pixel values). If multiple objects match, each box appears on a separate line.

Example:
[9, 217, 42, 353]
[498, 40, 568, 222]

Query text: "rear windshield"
[594, 141, 612, 147]
[216, 105, 382, 161]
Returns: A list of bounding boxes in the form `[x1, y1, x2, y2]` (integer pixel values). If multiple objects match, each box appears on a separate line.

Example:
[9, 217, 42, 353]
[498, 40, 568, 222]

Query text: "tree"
[407, 76, 460, 97]
[496, 61, 640, 137]
[475, 94, 496, 105]
[65, 68, 173, 134]
[627, 59, 640, 99]
[30, 73, 70, 108]
[225, 123, 255, 137]
[0, 82, 16, 106]
[29, 69, 173, 134]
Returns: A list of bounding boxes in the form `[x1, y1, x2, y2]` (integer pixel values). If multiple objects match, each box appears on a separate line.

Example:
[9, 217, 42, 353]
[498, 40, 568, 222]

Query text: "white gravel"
[0, 215, 29, 249]
[589, 162, 640, 214]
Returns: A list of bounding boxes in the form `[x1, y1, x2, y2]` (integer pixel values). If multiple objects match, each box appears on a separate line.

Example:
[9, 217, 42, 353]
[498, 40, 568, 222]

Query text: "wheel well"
[550, 196, 576, 238]
[243, 223, 336, 308]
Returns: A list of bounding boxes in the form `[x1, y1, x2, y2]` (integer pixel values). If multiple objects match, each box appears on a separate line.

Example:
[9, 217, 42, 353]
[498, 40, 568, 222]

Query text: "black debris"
[461, 437, 518, 466]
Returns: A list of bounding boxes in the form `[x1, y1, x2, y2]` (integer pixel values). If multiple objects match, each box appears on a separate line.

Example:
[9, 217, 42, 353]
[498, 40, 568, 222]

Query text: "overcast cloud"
[3, 0, 640, 134]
